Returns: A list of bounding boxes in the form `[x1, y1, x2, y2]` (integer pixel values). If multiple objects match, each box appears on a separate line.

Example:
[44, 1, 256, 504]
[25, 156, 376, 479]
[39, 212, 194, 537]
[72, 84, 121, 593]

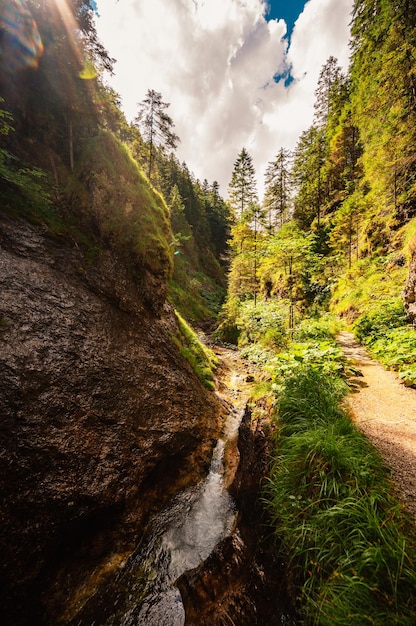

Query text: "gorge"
[0, 212, 294, 624]
[2, 0, 416, 623]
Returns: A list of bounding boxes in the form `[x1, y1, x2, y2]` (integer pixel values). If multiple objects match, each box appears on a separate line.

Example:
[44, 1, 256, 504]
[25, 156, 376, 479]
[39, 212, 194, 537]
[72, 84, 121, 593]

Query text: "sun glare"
[0, 0, 44, 71]
[49, 0, 97, 80]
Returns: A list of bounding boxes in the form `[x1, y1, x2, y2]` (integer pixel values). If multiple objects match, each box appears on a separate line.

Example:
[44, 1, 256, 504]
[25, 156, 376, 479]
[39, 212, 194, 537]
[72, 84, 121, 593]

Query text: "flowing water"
[70, 352, 296, 625]
[116, 404, 243, 625]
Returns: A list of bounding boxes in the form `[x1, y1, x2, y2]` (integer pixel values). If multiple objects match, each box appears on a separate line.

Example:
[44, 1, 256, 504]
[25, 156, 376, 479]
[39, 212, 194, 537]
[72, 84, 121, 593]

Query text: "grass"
[172, 312, 218, 390]
[264, 366, 416, 625]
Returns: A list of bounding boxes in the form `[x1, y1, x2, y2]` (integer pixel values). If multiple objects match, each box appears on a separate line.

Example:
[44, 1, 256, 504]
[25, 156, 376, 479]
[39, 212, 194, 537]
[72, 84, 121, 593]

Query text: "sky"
[95, 0, 353, 200]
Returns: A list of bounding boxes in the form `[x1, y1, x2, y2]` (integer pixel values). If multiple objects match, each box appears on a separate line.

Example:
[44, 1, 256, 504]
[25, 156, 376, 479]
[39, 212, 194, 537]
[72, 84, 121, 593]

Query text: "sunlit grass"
[172, 312, 218, 390]
[265, 366, 416, 625]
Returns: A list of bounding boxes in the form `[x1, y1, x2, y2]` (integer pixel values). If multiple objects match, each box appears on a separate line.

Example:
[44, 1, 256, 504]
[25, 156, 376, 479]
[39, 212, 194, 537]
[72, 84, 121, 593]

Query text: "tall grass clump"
[173, 312, 218, 390]
[265, 367, 416, 625]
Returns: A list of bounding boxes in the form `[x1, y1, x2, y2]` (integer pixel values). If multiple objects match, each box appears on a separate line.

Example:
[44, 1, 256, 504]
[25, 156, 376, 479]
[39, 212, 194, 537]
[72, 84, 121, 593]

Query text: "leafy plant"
[293, 312, 342, 341]
[266, 340, 346, 395]
[0, 98, 53, 218]
[353, 299, 416, 386]
[354, 299, 408, 344]
[237, 299, 289, 349]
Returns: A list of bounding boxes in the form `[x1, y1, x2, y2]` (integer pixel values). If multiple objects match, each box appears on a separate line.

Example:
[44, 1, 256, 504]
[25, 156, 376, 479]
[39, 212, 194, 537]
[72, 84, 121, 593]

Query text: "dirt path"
[338, 331, 416, 520]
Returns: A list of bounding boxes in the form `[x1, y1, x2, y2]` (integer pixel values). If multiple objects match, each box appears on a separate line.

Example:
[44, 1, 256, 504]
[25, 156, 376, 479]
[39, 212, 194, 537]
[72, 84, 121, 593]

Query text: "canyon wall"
[0, 214, 223, 625]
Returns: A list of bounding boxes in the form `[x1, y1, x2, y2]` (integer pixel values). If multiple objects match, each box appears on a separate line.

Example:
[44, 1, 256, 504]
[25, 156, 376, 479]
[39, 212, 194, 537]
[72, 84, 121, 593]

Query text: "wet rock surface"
[178, 405, 297, 625]
[0, 215, 223, 625]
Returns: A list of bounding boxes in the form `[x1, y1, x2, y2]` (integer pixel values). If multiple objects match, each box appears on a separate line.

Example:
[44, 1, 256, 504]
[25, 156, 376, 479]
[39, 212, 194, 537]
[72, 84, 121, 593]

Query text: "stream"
[112, 402, 242, 626]
[69, 400, 244, 625]
[70, 350, 296, 625]
[127, 404, 242, 625]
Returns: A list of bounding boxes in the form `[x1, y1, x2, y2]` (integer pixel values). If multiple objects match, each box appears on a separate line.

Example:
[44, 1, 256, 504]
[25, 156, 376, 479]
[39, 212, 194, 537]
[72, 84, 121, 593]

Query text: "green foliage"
[215, 298, 289, 350]
[77, 131, 173, 279]
[0, 152, 53, 215]
[259, 221, 329, 311]
[266, 340, 346, 395]
[292, 125, 327, 230]
[293, 313, 342, 341]
[169, 266, 225, 322]
[353, 299, 416, 386]
[265, 367, 416, 625]
[350, 0, 416, 228]
[237, 299, 288, 349]
[0, 99, 53, 220]
[165, 180, 227, 321]
[173, 312, 218, 389]
[264, 147, 292, 230]
[354, 299, 408, 344]
[331, 254, 407, 321]
[155, 156, 230, 322]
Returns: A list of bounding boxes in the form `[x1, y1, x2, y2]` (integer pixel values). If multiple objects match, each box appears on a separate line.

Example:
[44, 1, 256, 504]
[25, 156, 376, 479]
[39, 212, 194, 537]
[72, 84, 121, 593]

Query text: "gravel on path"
[338, 331, 416, 520]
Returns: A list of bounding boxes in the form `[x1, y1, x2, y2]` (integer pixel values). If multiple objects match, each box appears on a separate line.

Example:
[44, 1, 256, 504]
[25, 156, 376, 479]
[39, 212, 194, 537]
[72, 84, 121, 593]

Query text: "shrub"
[354, 299, 407, 344]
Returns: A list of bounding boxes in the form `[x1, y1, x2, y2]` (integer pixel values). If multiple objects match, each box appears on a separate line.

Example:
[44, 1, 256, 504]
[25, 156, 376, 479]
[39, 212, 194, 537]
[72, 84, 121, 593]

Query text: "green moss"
[76, 131, 173, 279]
[173, 312, 218, 389]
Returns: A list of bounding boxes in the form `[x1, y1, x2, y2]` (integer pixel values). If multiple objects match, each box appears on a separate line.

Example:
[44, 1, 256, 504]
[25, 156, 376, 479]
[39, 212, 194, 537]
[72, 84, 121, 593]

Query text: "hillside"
[0, 2, 229, 623]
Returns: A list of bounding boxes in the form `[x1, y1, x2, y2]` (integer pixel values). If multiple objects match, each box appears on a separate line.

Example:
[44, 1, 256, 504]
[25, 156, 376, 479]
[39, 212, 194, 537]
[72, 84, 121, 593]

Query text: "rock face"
[178, 405, 296, 625]
[403, 254, 416, 322]
[0, 215, 222, 625]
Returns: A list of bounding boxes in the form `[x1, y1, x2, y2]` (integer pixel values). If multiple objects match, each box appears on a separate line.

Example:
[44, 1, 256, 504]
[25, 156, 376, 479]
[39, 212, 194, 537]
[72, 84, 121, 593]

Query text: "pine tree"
[135, 89, 179, 180]
[228, 147, 258, 219]
[292, 126, 326, 230]
[264, 148, 292, 231]
[314, 56, 345, 129]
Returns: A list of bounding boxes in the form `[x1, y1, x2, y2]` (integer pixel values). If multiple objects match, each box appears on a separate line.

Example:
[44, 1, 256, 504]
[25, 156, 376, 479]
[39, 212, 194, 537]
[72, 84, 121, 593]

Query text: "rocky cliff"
[0, 213, 223, 625]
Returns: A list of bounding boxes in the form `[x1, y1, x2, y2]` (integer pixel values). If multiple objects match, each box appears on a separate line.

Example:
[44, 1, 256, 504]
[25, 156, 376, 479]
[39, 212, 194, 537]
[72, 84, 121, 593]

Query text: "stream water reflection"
[126, 406, 242, 625]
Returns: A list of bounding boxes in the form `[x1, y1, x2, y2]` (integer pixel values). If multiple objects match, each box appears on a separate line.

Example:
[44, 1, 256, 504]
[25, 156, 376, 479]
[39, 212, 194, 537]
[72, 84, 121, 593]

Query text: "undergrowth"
[330, 254, 407, 323]
[354, 298, 416, 387]
[265, 366, 416, 625]
[229, 306, 416, 623]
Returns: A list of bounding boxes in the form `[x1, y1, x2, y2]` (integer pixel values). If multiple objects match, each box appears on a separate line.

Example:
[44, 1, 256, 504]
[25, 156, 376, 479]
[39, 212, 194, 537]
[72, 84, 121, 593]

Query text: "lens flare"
[79, 58, 98, 80]
[0, 0, 44, 71]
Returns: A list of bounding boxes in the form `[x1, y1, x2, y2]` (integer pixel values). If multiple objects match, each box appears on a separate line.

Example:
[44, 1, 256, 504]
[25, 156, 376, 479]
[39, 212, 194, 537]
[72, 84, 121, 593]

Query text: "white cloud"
[95, 0, 353, 199]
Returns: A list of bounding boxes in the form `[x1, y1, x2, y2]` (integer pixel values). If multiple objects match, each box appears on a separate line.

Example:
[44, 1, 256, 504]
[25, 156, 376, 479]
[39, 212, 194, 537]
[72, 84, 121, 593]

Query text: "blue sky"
[266, 0, 307, 38]
[96, 0, 353, 199]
